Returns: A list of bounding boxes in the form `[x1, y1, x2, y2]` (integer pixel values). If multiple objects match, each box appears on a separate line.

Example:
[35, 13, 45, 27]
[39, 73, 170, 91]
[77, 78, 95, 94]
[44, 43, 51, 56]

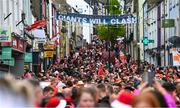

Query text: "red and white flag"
[98, 64, 106, 78]
[119, 51, 127, 64]
[26, 20, 47, 31]
[51, 32, 61, 45]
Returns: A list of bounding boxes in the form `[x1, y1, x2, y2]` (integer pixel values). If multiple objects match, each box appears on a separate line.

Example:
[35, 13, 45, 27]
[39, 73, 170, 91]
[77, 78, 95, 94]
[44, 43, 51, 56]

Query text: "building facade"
[125, 0, 180, 66]
[0, 0, 34, 76]
[144, 0, 179, 66]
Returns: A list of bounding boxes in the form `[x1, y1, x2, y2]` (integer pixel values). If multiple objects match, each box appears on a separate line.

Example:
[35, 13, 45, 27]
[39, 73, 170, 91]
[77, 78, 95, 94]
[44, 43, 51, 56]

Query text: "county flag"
[51, 32, 61, 45]
[119, 51, 127, 63]
[26, 20, 47, 31]
[98, 65, 106, 78]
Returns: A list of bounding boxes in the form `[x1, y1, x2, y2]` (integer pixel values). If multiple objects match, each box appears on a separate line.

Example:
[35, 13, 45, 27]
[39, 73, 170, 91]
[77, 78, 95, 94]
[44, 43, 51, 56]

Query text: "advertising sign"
[37, 38, 46, 43]
[57, 13, 136, 25]
[162, 19, 175, 28]
[0, 27, 11, 42]
[18, 39, 24, 52]
[44, 51, 54, 58]
[12, 37, 18, 49]
[43, 44, 54, 50]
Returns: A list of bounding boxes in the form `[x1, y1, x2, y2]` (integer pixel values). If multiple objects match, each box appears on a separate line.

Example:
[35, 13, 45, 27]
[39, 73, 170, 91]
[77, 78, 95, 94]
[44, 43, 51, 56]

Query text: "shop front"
[0, 34, 26, 76]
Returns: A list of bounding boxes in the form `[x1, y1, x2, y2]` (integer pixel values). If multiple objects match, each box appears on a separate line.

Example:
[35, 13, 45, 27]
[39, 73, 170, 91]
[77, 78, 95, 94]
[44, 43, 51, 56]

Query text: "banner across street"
[57, 13, 136, 24]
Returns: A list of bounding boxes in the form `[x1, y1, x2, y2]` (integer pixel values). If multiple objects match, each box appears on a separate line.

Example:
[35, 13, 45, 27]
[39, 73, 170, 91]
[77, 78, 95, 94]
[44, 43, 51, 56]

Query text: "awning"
[168, 36, 180, 47]
[32, 29, 46, 38]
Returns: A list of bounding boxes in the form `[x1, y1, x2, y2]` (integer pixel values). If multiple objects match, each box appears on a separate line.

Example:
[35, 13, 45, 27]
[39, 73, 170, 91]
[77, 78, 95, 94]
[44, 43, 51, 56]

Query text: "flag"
[120, 51, 127, 63]
[51, 32, 61, 45]
[26, 20, 47, 31]
[98, 65, 106, 77]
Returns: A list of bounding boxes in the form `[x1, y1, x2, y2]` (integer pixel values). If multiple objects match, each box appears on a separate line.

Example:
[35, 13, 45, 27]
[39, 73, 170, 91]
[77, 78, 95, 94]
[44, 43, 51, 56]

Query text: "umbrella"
[168, 36, 180, 47]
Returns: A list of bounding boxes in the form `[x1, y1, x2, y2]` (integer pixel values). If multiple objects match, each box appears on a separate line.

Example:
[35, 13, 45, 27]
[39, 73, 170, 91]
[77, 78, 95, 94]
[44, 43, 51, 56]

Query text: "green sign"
[4, 58, 15, 66]
[142, 37, 154, 46]
[149, 40, 154, 43]
[0, 55, 15, 66]
[162, 19, 175, 28]
[0, 27, 11, 42]
[25, 53, 32, 62]
[2, 47, 12, 60]
[143, 37, 149, 45]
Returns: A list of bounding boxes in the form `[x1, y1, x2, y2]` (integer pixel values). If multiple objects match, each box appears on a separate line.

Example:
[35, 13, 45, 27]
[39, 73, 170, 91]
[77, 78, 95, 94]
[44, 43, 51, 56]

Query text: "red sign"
[12, 37, 18, 49]
[18, 39, 24, 52]
[1, 42, 11, 46]
[1, 34, 25, 52]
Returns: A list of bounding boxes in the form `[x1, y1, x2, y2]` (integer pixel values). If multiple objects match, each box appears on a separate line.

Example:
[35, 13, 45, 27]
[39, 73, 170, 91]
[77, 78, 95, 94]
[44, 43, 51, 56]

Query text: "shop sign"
[2, 47, 12, 60]
[43, 44, 54, 50]
[37, 38, 46, 43]
[44, 51, 54, 58]
[1, 42, 11, 46]
[0, 27, 11, 42]
[25, 53, 32, 62]
[0, 55, 14, 66]
[162, 19, 175, 28]
[18, 39, 24, 52]
[3, 58, 15, 66]
[12, 37, 18, 49]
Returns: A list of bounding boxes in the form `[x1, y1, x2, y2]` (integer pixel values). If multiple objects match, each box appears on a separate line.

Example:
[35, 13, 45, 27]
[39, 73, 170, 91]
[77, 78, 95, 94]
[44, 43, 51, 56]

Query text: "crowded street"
[1, 0, 180, 108]
[1, 37, 180, 108]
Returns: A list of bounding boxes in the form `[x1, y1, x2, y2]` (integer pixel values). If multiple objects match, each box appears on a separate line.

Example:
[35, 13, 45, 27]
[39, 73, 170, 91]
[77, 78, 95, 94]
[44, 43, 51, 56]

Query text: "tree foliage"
[97, 0, 126, 43]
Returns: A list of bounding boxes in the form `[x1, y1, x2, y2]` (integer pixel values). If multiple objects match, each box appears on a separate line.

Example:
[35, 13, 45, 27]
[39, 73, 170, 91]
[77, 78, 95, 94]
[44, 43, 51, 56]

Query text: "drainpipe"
[163, 0, 166, 67]
[49, 0, 53, 39]
[136, 0, 140, 73]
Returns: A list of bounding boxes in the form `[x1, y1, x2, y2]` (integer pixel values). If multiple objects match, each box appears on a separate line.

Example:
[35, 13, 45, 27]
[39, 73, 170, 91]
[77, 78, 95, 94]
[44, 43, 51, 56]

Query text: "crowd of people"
[1, 37, 180, 108]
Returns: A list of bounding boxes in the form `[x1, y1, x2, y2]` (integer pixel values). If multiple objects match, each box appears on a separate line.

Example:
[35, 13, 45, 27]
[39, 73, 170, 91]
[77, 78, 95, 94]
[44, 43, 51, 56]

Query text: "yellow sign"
[44, 51, 54, 58]
[43, 44, 54, 50]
